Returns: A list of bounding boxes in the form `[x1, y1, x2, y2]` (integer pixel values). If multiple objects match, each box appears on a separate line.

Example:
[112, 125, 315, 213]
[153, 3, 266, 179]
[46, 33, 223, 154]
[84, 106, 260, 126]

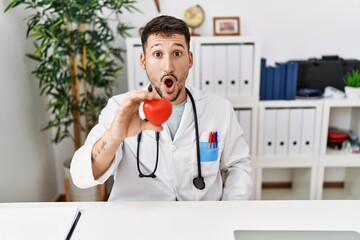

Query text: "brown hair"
[141, 15, 191, 52]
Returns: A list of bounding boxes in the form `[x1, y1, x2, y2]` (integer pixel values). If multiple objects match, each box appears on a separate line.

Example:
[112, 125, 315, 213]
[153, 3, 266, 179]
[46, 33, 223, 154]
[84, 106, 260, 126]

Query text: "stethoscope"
[136, 88, 205, 190]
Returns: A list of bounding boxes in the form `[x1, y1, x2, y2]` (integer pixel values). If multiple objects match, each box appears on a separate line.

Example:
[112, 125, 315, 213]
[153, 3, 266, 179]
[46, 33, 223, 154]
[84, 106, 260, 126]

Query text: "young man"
[71, 15, 252, 201]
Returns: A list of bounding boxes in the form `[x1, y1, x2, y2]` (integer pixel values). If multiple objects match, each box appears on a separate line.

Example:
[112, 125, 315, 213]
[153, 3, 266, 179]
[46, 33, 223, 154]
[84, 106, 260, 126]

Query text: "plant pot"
[344, 86, 360, 99]
[63, 159, 98, 201]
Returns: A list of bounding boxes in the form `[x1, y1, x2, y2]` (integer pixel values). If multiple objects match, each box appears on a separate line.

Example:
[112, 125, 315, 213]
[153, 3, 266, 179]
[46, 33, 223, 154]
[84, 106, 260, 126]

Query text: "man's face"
[140, 33, 193, 105]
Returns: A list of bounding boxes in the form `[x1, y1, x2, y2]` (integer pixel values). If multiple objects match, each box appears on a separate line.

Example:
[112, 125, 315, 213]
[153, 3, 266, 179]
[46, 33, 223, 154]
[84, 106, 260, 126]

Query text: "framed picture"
[213, 17, 240, 36]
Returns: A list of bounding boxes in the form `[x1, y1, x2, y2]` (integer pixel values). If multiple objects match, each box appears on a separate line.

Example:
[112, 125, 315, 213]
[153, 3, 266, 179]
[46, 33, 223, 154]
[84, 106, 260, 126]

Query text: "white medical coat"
[71, 85, 252, 201]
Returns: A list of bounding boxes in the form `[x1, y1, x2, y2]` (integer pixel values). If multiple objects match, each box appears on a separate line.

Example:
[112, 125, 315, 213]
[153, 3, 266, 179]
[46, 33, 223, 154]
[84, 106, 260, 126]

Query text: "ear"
[188, 51, 193, 69]
[140, 52, 146, 70]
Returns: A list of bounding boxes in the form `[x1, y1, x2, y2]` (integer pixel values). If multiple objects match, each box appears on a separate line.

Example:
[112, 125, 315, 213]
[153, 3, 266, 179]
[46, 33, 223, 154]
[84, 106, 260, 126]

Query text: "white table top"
[1, 200, 360, 240]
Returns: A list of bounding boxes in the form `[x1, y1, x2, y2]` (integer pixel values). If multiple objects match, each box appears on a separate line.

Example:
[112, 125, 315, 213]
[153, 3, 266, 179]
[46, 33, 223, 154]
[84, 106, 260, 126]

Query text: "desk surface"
[1, 200, 360, 240]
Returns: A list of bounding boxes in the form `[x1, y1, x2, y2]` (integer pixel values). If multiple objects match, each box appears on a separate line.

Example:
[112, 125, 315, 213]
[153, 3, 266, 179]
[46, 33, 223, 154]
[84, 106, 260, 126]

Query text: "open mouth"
[164, 78, 174, 88]
[161, 75, 176, 92]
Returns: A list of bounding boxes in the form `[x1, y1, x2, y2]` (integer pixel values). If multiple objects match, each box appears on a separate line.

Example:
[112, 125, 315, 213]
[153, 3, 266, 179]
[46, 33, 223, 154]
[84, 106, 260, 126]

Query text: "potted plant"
[344, 69, 360, 99]
[5, 0, 138, 201]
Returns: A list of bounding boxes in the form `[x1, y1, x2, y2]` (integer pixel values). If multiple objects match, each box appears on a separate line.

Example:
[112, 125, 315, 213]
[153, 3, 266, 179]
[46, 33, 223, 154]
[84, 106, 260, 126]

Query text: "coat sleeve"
[70, 97, 123, 189]
[220, 104, 253, 200]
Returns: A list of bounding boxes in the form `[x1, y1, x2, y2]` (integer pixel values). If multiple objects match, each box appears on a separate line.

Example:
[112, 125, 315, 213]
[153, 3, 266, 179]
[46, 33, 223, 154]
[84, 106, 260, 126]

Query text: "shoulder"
[187, 85, 232, 109]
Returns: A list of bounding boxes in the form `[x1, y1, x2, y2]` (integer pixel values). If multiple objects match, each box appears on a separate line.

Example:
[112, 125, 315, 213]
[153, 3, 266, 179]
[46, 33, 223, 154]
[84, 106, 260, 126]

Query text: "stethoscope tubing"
[136, 87, 205, 190]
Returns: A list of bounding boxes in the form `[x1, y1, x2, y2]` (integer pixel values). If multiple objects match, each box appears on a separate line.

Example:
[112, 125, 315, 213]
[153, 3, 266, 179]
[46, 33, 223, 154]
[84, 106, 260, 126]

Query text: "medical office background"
[1, 0, 360, 202]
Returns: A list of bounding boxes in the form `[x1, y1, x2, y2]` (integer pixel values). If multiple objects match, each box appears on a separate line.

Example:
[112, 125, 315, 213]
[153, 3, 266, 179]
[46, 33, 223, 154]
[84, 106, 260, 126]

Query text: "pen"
[215, 131, 218, 148]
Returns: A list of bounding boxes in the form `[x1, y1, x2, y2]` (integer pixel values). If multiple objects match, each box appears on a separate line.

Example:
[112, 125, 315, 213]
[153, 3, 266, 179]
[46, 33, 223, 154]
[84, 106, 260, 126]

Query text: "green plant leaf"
[4, 0, 20, 12]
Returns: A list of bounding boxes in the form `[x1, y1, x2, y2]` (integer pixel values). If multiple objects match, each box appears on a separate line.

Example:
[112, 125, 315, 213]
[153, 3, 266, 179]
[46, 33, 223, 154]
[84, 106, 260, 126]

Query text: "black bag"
[293, 56, 360, 92]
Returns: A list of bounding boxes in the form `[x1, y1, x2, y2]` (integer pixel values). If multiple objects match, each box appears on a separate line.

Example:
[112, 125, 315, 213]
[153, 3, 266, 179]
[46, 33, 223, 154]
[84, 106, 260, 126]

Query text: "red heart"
[143, 98, 172, 126]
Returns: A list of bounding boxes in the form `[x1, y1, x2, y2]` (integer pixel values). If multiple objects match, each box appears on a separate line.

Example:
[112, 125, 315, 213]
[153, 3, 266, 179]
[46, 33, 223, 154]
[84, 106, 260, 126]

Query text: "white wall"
[0, 3, 57, 201]
[1, 0, 360, 201]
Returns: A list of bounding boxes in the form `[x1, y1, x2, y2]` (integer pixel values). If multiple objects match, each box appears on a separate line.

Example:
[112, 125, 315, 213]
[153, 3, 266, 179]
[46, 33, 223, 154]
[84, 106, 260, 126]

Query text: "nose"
[163, 55, 174, 74]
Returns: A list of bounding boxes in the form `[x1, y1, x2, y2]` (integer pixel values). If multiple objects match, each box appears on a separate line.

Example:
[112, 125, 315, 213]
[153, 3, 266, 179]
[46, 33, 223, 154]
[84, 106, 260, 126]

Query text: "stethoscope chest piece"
[193, 177, 205, 190]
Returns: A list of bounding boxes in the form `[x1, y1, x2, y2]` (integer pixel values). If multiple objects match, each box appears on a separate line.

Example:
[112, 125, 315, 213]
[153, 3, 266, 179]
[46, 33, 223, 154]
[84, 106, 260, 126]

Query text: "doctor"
[71, 15, 252, 201]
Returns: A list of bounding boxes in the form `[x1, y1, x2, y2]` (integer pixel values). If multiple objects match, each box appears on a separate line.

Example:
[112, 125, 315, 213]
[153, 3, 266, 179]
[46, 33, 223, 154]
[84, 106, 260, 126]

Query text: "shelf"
[259, 99, 323, 108]
[261, 189, 305, 200]
[323, 98, 360, 107]
[228, 97, 258, 108]
[254, 156, 317, 168]
[324, 148, 360, 159]
[318, 167, 360, 200]
[256, 167, 315, 200]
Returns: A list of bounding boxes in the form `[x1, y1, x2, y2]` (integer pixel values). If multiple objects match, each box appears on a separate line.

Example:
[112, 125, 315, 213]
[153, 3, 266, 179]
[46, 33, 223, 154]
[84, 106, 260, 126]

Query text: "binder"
[265, 67, 274, 100]
[226, 45, 241, 97]
[133, 45, 148, 89]
[288, 108, 302, 155]
[259, 58, 267, 100]
[300, 108, 316, 155]
[285, 62, 298, 100]
[263, 109, 276, 155]
[273, 66, 281, 100]
[276, 62, 287, 100]
[200, 45, 214, 93]
[239, 44, 254, 96]
[275, 108, 289, 155]
[213, 45, 227, 96]
[238, 109, 252, 144]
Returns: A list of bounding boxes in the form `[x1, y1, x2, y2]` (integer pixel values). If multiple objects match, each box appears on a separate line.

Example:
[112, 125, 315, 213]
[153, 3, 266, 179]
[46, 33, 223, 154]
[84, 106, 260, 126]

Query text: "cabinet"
[125, 37, 360, 200]
[317, 100, 360, 200]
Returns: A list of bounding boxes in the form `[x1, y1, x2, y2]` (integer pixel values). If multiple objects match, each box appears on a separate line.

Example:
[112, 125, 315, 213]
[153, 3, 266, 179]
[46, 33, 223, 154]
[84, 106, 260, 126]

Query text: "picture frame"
[213, 17, 240, 36]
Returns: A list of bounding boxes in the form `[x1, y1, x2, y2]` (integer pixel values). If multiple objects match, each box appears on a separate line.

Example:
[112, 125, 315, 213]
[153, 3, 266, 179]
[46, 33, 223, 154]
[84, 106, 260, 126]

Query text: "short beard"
[154, 85, 183, 102]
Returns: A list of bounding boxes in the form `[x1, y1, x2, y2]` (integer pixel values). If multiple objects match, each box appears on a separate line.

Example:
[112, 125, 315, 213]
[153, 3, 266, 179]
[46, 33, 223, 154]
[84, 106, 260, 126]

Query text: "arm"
[71, 89, 163, 187]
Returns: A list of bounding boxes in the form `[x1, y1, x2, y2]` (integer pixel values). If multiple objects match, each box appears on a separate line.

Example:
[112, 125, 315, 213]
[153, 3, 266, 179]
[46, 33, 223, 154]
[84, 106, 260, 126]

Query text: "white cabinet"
[317, 100, 360, 200]
[126, 37, 360, 200]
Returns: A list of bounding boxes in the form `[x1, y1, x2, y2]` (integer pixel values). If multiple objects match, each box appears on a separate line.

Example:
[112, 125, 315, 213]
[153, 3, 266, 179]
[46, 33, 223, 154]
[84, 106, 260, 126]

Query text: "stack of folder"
[260, 58, 299, 100]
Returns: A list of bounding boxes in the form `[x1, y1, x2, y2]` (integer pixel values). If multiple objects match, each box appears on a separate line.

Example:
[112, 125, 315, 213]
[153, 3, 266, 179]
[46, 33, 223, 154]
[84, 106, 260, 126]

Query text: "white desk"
[1, 201, 360, 240]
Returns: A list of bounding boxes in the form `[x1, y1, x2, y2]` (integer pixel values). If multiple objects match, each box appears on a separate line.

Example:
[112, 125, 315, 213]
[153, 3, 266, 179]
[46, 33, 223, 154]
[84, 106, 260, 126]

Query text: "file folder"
[200, 45, 214, 93]
[226, 45, 241, 97]
[213, 45, 227, 96]
[288, 108, 302, 155]
[259, 58, 267, 100]
[273, 66, 281, 100]
[275, 108, 289, 155]
[239, 44, 254, 96]
[265, 67, 274, 100]
[263, 109, 276, 156]
[300, 108, 316, 155]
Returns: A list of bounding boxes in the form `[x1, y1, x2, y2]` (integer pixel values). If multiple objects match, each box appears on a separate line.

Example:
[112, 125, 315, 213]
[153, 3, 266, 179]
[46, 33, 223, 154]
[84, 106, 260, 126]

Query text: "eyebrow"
[150, 42, 186, 49]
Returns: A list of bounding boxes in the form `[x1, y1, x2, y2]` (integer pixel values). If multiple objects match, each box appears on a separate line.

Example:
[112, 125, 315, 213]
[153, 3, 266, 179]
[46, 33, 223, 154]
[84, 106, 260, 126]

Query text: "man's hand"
[109, 89, 164, 143]
[91, 89, 164, 179]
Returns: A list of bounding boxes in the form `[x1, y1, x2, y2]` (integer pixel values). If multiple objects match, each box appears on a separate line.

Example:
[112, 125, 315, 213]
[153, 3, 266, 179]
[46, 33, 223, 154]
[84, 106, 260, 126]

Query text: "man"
[71, 15, 252, 201]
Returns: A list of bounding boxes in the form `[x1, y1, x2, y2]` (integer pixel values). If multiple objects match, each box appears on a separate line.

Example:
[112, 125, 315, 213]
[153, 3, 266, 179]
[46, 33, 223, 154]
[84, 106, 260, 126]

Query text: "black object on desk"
[66, 211, 82, 240]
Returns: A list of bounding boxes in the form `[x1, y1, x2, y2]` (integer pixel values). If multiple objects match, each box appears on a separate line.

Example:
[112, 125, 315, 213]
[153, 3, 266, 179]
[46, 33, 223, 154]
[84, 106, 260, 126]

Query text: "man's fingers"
[126, 89, 160, 103]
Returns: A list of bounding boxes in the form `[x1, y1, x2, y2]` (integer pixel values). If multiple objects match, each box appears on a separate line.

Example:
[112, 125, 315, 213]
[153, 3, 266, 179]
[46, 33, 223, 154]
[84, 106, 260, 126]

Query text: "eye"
[153, 51, 162, 58]
[173, 51, 183, 57]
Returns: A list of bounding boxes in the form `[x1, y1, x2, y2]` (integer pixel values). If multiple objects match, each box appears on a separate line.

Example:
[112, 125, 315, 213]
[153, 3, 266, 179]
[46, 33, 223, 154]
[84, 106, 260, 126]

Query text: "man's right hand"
[91, 89, 164, 179]
[109, 89, 164, 144]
